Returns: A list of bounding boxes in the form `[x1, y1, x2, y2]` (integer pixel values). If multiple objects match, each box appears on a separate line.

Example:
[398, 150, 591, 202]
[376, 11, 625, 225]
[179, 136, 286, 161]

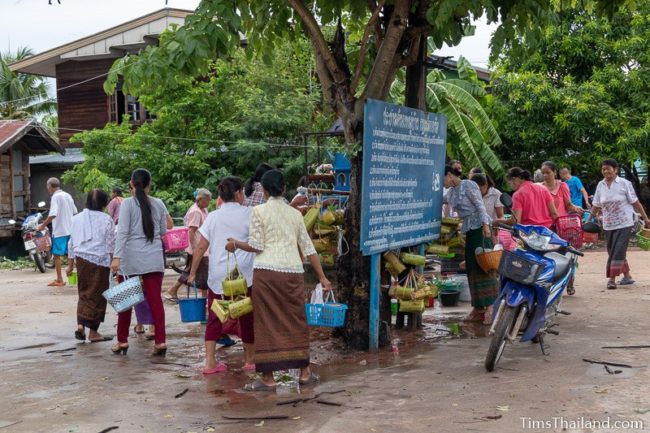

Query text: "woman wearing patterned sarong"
[227, 169, 333, 391]
[445, 165, 498, 325]
[67, 189, 115, 342]
[591, 159, 650, 290]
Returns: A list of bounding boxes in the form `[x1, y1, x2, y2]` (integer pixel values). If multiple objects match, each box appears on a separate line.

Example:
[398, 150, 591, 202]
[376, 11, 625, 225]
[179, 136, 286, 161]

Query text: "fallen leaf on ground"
[496, 405, 510, 412]
[163, 414, 174, 419]
[177, 372, 192, 378]
[634, 409, 650, 415]
[595, 388, 609, 394]
[207, 428, 215, 432]
[452, 403, 459, 407]
[291, 417, 301, 420]
[255, 421, 264, 427]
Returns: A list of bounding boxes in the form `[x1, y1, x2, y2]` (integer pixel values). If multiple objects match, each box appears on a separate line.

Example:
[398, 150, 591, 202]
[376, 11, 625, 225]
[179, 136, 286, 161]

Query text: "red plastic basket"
[555, 215, 584, 249]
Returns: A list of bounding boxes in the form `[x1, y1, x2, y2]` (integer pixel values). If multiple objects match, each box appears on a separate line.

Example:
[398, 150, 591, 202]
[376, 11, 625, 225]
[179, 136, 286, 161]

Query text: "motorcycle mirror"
[37, 201, 46, 207]
[8, 219, 16, 225]
[500, 193, 513, 208]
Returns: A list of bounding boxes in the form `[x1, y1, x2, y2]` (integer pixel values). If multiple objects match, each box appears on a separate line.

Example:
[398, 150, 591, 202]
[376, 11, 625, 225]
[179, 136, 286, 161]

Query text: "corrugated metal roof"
[0, 120, 63, 154]
[30, 147, 84, 166]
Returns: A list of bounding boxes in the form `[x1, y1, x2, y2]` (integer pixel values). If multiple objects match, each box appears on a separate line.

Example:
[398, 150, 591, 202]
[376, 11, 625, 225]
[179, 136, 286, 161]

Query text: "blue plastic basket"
[305, 291, 347, 327]
[178, 284, 207, 323]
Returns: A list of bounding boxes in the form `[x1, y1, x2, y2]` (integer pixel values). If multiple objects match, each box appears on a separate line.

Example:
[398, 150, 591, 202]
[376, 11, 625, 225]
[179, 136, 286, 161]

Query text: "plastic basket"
[178, 284, 207, 322]
[498, 229, 517, 251]
[555, 215, 584, 249]
[637, 234, 650, 251]
[134, 298, 154, 325]
[305, 291, 347, 327]
[161, 227, 189, 252]
[582, 231, 599, 243]
[103, 276, 144, 313]
[33, 235, 52, 252]
[498, 250, 544, 285]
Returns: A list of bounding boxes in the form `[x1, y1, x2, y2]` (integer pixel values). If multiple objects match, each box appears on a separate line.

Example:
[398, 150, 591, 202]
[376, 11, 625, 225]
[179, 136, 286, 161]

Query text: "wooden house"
[0, 120, 63, 237]
[9, 8, 192, 147]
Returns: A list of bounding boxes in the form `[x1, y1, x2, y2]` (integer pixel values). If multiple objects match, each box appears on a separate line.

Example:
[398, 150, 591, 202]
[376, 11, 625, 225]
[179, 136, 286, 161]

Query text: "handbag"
[103, 274, 144, 313]
[222, 252, 248, 297]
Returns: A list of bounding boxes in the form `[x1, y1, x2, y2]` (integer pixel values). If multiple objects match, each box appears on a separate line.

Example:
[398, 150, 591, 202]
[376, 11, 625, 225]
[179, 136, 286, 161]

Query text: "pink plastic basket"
[556, 215, 583, 249]
[498, 229, 517, 251]
[161, 227, 189, 252]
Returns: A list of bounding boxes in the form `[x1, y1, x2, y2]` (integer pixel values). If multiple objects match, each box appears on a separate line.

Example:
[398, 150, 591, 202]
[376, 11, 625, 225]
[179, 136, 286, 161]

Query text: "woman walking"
[187, 177, 256, 374]
[445, 165, 498, 325]
[591, 159, 650, 290]
[66, 189, 115, 342]
[111, 169, 170, 356]
[227, 169, 333, 391]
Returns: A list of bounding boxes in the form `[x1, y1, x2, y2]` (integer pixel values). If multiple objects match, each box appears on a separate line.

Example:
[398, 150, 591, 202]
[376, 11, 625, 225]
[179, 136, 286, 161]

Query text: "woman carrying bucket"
[111, 169, 170, 356]
[187, 177, 256, 374]
[226, 169, 332, 391]
[66, 189, 115, 343]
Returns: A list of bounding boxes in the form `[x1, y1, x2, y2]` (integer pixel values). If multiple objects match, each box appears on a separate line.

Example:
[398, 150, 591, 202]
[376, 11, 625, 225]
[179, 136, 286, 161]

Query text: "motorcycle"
[8, 202, 52, 273]
[484, 222, 584, 371]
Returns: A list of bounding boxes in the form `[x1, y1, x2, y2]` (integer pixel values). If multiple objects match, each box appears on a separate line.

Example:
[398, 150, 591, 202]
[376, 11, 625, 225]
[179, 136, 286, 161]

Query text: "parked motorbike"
[8, 202, 52, 273]
[484, 222, 584, 371]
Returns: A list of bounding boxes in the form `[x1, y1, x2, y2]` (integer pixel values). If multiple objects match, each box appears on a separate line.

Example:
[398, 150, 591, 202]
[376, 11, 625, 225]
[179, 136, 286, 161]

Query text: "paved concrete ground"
[1, 248, 650, 433]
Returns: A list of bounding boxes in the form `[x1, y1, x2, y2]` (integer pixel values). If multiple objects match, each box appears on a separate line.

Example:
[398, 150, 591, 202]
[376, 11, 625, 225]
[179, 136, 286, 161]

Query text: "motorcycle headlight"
[520, 231, 560, 252]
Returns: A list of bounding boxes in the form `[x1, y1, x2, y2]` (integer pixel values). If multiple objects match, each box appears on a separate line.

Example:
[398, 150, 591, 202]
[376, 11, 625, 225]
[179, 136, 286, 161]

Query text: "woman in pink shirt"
[500, 167, 559, 228]
[539, 161, 582, 217]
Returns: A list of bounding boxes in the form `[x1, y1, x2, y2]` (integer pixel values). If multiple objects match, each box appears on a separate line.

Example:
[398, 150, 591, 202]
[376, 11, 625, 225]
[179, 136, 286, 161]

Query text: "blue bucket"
[178, 284, 206, 323]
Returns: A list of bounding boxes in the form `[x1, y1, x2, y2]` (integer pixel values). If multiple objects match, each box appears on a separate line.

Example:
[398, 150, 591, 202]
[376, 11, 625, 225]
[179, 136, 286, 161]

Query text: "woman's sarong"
[251, 269, 309, 373]
[76, 257, 110, 330]
[465, 228, 499, 308]
[605, 227, 632, 278]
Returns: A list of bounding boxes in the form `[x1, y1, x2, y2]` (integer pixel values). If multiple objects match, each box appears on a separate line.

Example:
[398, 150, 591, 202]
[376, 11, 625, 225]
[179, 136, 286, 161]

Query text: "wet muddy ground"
[2, 248, 650, 432]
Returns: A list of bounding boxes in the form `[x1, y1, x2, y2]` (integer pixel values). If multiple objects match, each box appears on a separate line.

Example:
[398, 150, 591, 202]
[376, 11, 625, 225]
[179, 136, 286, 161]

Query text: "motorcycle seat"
[544, 252, 572, 279]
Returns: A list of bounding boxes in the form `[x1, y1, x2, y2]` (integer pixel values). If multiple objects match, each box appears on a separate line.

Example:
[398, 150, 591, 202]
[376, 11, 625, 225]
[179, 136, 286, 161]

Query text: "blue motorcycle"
[484, 223, 584, 371]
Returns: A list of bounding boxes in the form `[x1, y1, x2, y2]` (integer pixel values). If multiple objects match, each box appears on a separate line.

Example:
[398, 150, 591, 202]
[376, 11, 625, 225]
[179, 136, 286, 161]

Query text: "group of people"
[43, 163, 332, 391]
[443, 158, 650, 325]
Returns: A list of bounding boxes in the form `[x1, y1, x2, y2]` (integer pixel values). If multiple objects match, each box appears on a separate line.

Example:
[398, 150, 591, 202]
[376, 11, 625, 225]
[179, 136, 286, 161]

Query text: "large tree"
[489, 4, 650, 189]
[0, 47, 55, 119]
[108, 0, 632, 349]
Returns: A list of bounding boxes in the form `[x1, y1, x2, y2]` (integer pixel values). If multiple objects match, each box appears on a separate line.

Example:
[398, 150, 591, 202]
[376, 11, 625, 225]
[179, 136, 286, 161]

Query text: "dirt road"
[1, 248, 650, 433]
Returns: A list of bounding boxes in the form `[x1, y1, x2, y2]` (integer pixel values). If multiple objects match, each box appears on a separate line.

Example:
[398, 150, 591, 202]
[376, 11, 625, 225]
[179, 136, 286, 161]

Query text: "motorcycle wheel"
[33, 252, 46, 273]
[485, 305, 518, 372]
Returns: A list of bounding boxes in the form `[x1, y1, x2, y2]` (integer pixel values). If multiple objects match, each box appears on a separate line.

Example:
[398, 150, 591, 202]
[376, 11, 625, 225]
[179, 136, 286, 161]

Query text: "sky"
[1, 0, 497, 67]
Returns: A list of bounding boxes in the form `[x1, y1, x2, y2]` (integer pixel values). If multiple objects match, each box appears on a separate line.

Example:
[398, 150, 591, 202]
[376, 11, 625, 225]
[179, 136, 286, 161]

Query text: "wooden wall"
[56, 58, 115, 148]
[0, 152, 11, 217]
[0, 145, 30, 237]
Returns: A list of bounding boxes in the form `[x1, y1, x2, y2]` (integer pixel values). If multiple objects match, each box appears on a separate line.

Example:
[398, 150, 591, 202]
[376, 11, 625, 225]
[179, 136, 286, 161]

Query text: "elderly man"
[165, 188, 212, 301]
[37, 178, 77, 286]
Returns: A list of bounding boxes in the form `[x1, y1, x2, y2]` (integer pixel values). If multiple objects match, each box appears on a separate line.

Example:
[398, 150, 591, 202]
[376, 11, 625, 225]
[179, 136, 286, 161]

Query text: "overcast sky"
[1, 0, 496, 67]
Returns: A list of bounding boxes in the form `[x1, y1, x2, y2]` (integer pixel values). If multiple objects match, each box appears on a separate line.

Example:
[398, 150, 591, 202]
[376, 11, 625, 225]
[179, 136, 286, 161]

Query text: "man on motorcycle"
[37, 178, 77, 286]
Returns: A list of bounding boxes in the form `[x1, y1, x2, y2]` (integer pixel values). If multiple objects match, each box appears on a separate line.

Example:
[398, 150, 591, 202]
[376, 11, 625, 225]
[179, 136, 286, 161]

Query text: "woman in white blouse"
[591, 159, 650, 290]
[66, 189, 115, 342]
[227, 169, 333, 391]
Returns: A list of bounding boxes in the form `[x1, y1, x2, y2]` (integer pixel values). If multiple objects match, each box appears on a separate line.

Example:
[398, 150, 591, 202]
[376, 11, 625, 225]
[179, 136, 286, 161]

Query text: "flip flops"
[163, 294, 179, 303]
[607, 280, 617, 290]
[202, 362, 228, 375]
[89, 336, 114, 343]
[74, 330, 86, 341]
[299, 372, 320, 386]
[243, 379, 276, 392]
[618, 277, 635, 285]
[48, 280, 65, 287]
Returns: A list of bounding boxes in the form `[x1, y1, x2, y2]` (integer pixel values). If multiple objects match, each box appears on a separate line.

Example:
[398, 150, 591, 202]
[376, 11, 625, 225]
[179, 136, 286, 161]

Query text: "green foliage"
[489, 4, 650, 180]
[68, 39, 327, 215]
[0, 47, 56, 119]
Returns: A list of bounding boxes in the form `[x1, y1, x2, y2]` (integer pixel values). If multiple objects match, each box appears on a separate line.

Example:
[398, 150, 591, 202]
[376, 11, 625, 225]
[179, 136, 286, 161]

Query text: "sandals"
[202, 362, 228, 375]
[89, 335, 113, 343]
[299, 372, 320, 386]
[164, 293, 179, 303]
[607, 280, 617, 290]
[243, 379, 276, 392]
[566, 286, 576, 296]
[618, 277, 635, 285]
[48, 280, 65, 287]
[74, 330, 86, 341]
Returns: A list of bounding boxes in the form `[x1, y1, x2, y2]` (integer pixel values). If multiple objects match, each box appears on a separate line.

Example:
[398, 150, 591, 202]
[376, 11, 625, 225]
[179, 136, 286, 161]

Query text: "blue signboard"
[360, 99, 447, 256]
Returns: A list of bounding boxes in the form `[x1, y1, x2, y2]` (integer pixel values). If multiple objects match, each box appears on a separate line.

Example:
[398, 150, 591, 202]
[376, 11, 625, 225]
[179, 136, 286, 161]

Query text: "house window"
[108, 82, 152, 125]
